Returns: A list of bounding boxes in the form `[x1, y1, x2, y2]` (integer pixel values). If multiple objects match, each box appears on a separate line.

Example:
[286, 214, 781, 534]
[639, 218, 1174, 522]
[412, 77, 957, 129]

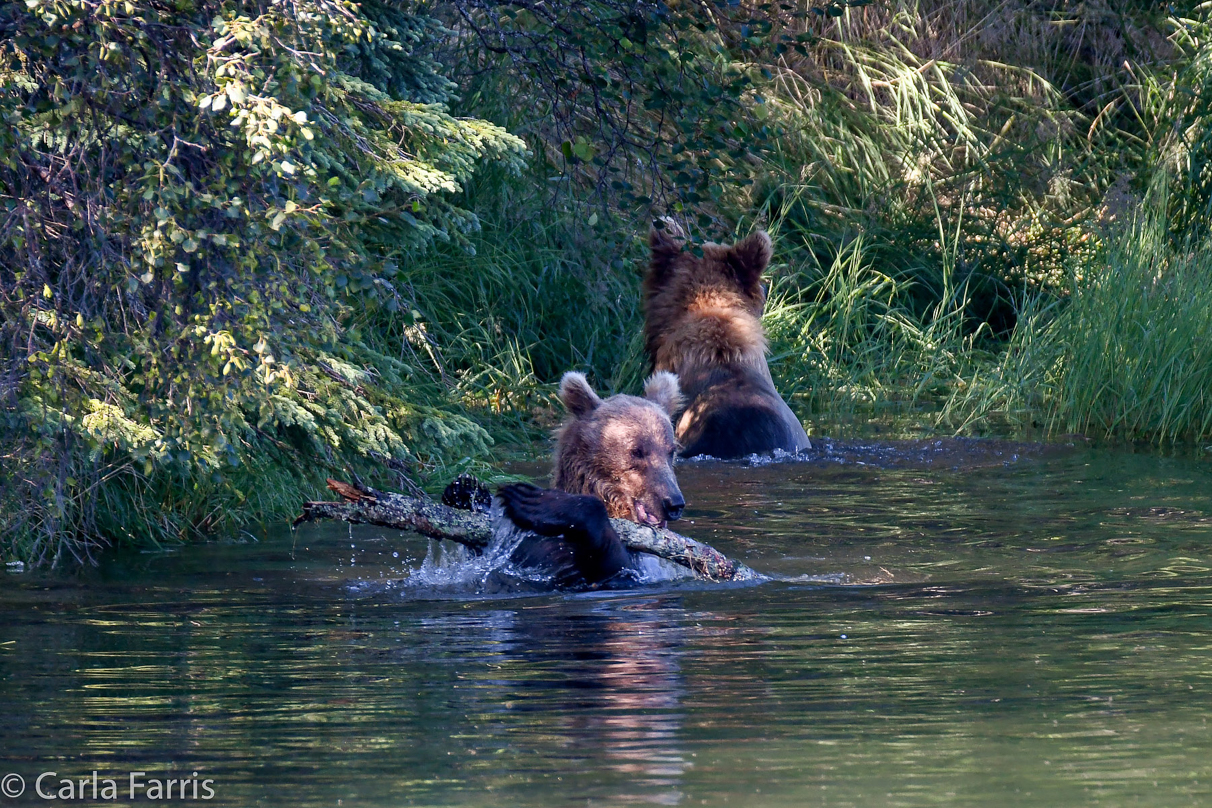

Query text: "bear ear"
[726, 230, 773, 293]
[643, 371, 684, 417]
[559, 372, 603, 417]
[648, 218, 686, 285]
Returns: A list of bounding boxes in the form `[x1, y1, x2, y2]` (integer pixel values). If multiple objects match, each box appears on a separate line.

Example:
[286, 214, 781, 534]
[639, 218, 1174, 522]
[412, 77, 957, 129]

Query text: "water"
[3, 442, 1212, 806]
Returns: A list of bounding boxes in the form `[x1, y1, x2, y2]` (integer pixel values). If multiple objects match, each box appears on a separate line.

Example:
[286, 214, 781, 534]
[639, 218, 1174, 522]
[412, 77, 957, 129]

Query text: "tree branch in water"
[296, 479, 764, 582]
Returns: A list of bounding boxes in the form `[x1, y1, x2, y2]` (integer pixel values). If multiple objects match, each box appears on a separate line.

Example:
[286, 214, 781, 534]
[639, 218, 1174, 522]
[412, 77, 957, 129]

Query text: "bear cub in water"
[644, 221, 810, 458]
[495, 371, 686, 588]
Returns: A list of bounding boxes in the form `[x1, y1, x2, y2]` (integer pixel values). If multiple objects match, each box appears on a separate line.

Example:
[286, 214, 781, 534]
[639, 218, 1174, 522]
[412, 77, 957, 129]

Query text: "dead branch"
[296, 478, 764, 582]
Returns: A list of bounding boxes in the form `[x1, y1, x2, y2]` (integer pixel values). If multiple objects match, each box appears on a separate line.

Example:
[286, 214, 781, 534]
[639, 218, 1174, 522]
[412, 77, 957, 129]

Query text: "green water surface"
[3, 444, 1212, 806]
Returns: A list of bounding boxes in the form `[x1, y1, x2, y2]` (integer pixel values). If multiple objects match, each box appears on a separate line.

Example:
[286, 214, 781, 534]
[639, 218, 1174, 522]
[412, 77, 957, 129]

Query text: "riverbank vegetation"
[3, 0, 1211, 565]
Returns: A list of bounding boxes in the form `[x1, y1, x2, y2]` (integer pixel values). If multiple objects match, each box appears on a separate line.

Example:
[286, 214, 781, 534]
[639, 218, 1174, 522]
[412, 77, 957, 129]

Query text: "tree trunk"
[296, 479, 764, 583]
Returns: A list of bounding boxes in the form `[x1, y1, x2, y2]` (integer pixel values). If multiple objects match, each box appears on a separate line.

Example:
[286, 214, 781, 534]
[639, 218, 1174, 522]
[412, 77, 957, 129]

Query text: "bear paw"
[441, 473, 493, 513]
[497, 483, 608, 538]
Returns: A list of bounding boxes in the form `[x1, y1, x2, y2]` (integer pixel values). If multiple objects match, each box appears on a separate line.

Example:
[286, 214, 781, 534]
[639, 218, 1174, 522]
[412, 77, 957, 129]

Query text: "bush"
[0, 0, 524, 564]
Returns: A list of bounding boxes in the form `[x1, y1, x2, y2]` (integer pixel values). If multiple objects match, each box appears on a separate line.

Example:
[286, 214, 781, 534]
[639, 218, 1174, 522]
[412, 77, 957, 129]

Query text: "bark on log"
[296, 479, 764, 583]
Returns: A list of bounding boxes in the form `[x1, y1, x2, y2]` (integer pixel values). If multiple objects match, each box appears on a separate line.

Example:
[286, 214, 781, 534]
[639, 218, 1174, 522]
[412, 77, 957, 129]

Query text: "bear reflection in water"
[405, 598, 695, 800]
[510, 600, 692, 795]
[445, 371, 688, 590]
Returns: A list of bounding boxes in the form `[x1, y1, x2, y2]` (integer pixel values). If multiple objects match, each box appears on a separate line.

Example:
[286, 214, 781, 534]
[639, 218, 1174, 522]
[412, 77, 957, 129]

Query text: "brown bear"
[643, 223, 810, 459]
[496, 370, 686, 587]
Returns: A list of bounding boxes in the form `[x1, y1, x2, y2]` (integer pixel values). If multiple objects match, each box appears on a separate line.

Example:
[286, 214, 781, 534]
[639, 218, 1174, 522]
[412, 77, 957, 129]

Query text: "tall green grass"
[361, 172, 651, 425]
[745, 0, 1157, 327]
[762, 229, 1004, 433]
[1049, 213, 1212, 442]
[767, 204, 1212, 445]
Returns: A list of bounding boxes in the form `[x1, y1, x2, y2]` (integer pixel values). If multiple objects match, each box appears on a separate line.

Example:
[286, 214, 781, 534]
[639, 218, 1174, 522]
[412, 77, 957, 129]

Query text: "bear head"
[643, 221, 773, 374]
[552, 371, 686, 527]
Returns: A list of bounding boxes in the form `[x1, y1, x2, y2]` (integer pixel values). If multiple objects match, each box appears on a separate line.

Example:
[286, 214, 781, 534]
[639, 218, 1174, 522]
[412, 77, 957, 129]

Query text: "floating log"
[296, 479, 764, 583]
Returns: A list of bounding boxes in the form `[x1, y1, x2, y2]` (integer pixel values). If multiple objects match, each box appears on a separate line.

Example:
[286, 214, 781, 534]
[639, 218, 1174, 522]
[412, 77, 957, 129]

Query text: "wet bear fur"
[496, 371, 686, 588]
[644, 222, 810, 459]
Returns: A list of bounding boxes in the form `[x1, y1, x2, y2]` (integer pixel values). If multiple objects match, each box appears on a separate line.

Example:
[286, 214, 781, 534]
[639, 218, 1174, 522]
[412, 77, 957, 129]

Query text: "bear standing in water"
[643, 222, 810, 459]
[495, 371, 686, 588]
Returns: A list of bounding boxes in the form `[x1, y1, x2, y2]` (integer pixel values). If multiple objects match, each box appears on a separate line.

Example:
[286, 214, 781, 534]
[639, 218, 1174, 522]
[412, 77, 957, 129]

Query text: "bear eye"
[631, 446, 646, 460]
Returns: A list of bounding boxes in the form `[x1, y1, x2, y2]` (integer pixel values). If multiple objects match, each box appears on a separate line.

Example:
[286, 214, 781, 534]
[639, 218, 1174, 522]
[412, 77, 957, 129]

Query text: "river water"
[3, 440, 1212, 806]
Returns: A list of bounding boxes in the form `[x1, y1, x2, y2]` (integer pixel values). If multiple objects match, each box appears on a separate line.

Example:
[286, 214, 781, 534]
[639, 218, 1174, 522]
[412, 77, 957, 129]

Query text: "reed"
[1050, 211, 1212, 443]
